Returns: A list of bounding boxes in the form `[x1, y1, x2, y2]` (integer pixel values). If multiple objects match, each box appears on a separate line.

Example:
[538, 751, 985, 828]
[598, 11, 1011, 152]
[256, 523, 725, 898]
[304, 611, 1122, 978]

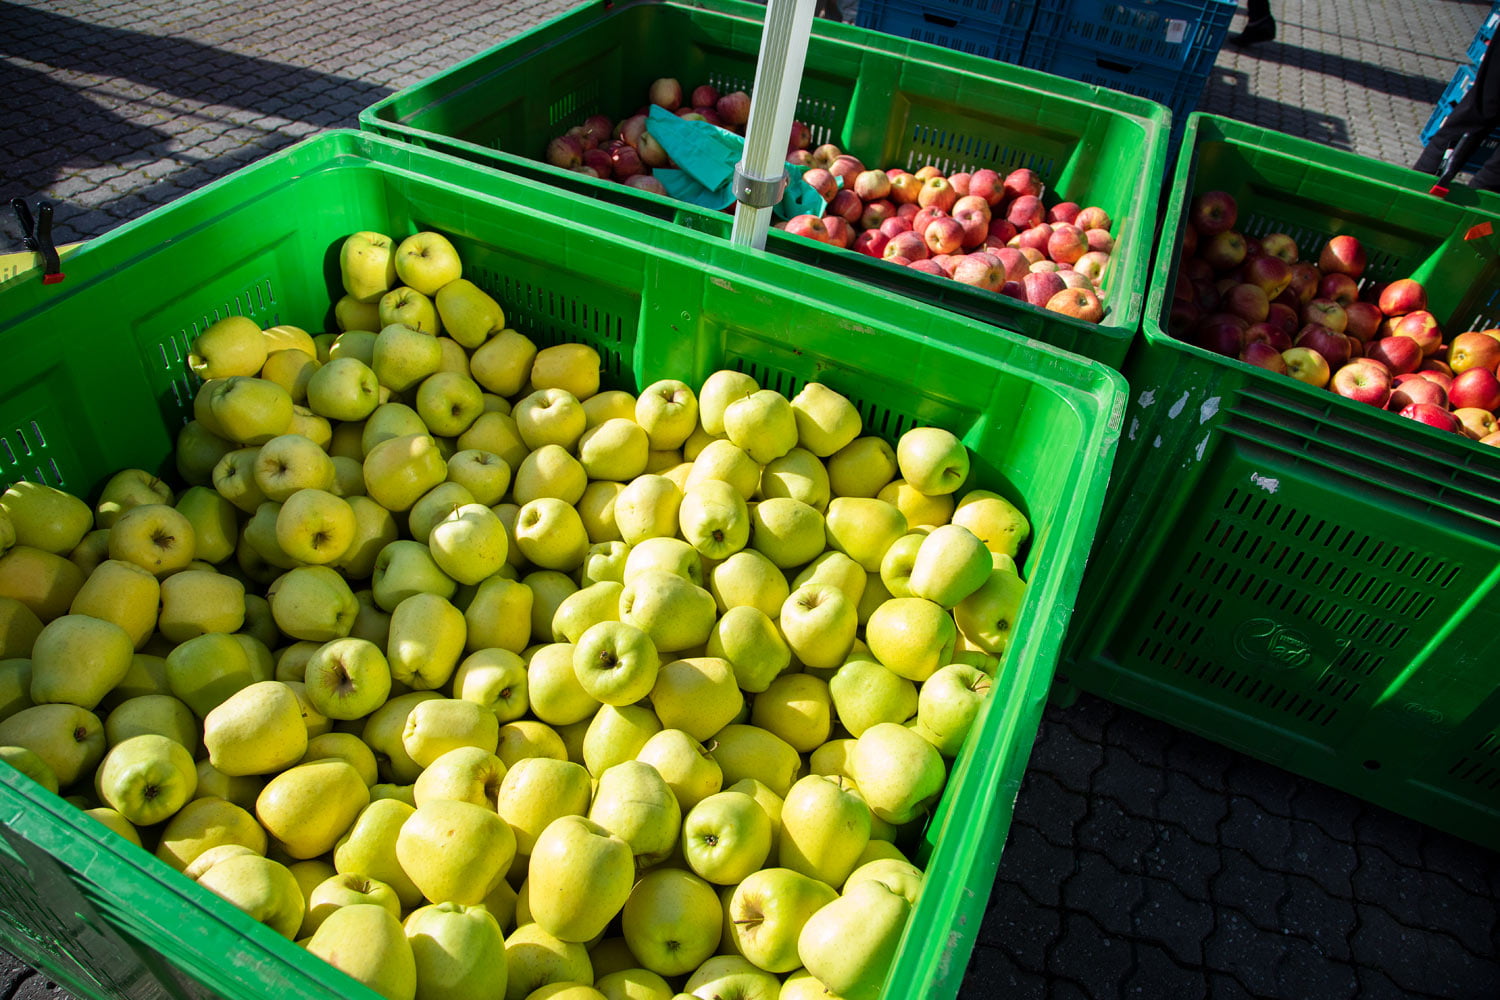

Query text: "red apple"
[1059, 269, 1096, 293]
[1182, 225, 1199, 259]
[953, 208, 989, 249]
[853, 229, 890, 258]
[1245, 322, 1293, 352]
[828, 189, 863, 223]
[716, 91, 752, 127]
[786, 120, 813, 153]
[1483, 431, 1500, 447]
[1448, 366, 1500, 410]
[1000, 280, 1026, 300]
[802, 168, 837, 203]
[1022, 270, 1067, 307]
[907, 259, 946, 277]
[947, 172, 971, 196]
[1085, 228, 1115, 254]
[1455, 407, 1499, 440]
[1183, 258, 1214, 284]
[1419, 361, 1454, 381]
[581, 114, 614, 145]
[1241, 341, 1289, 373]
[952, 254, 1004, 291]
[582, 147, 614, 178]
[1015, 224, 1053, 254]
[822, 217, 854, 249]
[1389, 375, 1447, 410]
[986, 218, 1018, 246]
[785, 214, 831, 243]
[884, 231, 928, 261]
[830, 155, 866, 185]
[1202, 231, 1248, 272]
[969, 169, 1003, 206]
[1282, 347, 1331, 387]
[913, 207, 950, 237]
[1243, 255, 1292, 299]
[1447, 330, 1500, 374]
[1343, 301, 1383, 343]
[1047, 224, 1089, 264]
[992, 247, 1029, 284]
[1074, 251, 1110, 286]
[897, 203, 921, 222]
[861, 199, 896, 231]
[1225, 283, 1270, 324]
[914, 165, 943, 181]
[1029, 260, 1062, 274]
[1006, 195, 1044, 230]
[1189, 190, 1238, 236]
[1197, 314, 1248, 357]
[1365, 336, 1422, 375]
[1319, 234, 1367, 277]
[691, 84, 719, 108]
[1303, 299, 1348, 334]
[649, 77, 683, 111]
[1399, 402, 1461, 432]
[917, 177, 958, 212]
[879, 217, 912, 238]
[1003, 168, 1044, 200]
[1168, 300, 1203, 339]
[853, 170, 892, 202]
[1392, 311, 1443, 356]
[1331, 361, 1392, 407]
[1295, 324, 1351, 368]
[924, 217, 965, 255]
[1266, 302, 1300, 335]
[1260, 233, 1299, 264]
[1074, 206, 1111, 232]
[623, 174, 667, 196]
[928, 254, 958, 277]
[1045, 287, 1104, 322]
[1048, 202, 1081, 225]
[787, 149, 814, 167]
[1017, 246, 1046, 266]
[1287, 263, 1321, 305]
[1317, 272, 1359, 307]
[888, 173, 922, 205]
[546, 134, 585, 168]
[1377, 278, 1426, 316]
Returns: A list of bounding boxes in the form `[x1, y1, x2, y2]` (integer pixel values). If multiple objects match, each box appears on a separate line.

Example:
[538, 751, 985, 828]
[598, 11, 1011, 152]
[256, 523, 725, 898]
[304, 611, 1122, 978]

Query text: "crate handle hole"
[922, 12, 960, 27]
[1362, 759, 1381, 771]
[1095, 57, 1139, 75]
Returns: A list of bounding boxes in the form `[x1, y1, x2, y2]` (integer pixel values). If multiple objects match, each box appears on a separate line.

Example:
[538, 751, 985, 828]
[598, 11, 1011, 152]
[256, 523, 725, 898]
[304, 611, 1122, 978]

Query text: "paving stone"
[1276, 874, 1357, 963]
[1141, 825, 1221, 901]
[1016, 769, 1088, 847]
[1134, 876, 1215, 966]
[997, 820, 1073, 909]
[978, 879, 1062, 972]
[1203, 910, 1283, 998]
[1271, 934, 1357, 999]
[1048, 912, 1133, 994]
[1076, 795, 1159, 874]
[1282, 817, 1358, 898]
[1156, 767, 1231, 843]
[1218, 796, 1294, 874]
[1209, 850, 1284, 931]
[1062, 849, 1144, 938]
[1352, 903, 1500, 998]
[1125, 941, 1208, 999]
[962, 945, 1048, 1000]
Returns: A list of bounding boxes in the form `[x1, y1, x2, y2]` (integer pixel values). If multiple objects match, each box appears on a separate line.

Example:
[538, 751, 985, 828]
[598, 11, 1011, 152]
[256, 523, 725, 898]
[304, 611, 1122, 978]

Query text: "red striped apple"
[861, 199, 896, 230]
[1048, 225, 1089, 264]
[1202, 231, 1247, 271]
[1319, 235, 1367, 277]
[1447, 330, 1500, 374]
[1317, 272, 1359, 307]
[1048, 202, 1081, 225]
[912, 207, 949, 237]
[718, 91, 752, 126]
[1399, 402, 1460, 432]
[1243, 254, 1292, 298]
[952, 255, 1004, 291]
[1241, 341, 1288, 373]
[1448, 366, 1500, 411]
[853, 230, 889, 258]
[1378, 278, 1426, 316]
[924, 217, 964, 255]
[1045, 287, 1103, 322]
[1085, 228, 1114, 253]
[1006, 196, 1044, 230]
[830, 155, 865, 183]
[917, 178, 957, 212]
[1455, 407, 1499, 439]
[1076, 206, 1112, 231]
[785, 215, 831, 244]
[909, 259, 946, 276]
[1260, 233, 1298, 264]
[1388, 374, 1446, 410]
[889, 173, 922, 205]
[803, 168, 837, 203]
[1244, 322, 1292, 352]
[853, 170, 891, 201]
[1287, 263, 1321, 304]
[883, 231, 928, 261]
[1189, 191, 1237, 236]
[1331, 360, 1392, 407]
[1266, 302, 1299, 335]
[822, 217, 854, 249]
[1015, 224, 1052, 254]
[1365, 334, 1422, 375]
[1294, 324, 1350, 367]
[968, 169, 1003, 206]
[1022, 271, 1066, 307]
[1392, 311, 1442, 356]
[1225, 284, 1270, 323]
[1344, 301, 1383, 342]
[1074, 251, 1110, 286]
[1003, 168, 1044, 199]
[828, 189, 862, 223]
[878, 217, 912, 239]
[1303, 299, 1347, 333]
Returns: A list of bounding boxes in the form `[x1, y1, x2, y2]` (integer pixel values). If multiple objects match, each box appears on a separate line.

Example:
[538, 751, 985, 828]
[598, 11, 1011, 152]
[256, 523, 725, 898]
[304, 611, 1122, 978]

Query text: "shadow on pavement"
[0, 2, 394, 245]
[1219, 39, 1451, 106]
[1200, 66, 1353, 151]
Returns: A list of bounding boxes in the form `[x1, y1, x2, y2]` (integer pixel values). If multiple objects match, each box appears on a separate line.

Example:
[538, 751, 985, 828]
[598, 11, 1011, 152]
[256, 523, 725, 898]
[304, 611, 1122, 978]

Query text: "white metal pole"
[730, 0, 818, 249]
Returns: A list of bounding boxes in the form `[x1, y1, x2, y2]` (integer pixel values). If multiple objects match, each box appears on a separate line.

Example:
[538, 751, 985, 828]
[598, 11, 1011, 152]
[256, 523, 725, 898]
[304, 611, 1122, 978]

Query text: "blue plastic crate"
[1026, 0, 1234, 77]
[1469, 2, 1500, 64]
[854, 0, 1034, 62]
[1419, 62, 1500, 177]
[1020, 39, 1205, 127]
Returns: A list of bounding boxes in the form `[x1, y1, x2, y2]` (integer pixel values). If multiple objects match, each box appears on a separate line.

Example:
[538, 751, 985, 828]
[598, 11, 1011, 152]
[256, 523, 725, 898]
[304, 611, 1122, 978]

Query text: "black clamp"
[11, 198, 64, 284]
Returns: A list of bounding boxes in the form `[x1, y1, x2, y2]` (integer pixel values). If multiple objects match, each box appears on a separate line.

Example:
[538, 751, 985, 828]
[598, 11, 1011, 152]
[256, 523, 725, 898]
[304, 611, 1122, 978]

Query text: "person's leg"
[1416, 45, 1500, 177]
[1468, 144, 1500, 191]
[1231, 2, 1275, 48]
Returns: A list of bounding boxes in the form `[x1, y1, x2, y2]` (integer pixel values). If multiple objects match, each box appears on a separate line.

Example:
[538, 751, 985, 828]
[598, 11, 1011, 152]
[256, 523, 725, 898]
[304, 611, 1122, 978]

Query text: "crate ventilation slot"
[1131, 635, 1342, 726]
[1446, 731, 1500, 791]
[1, 422, 64, 489]
[549, 83, 601, 128]
[904, 124, 1052, 177]
[487, 270, 627, 385]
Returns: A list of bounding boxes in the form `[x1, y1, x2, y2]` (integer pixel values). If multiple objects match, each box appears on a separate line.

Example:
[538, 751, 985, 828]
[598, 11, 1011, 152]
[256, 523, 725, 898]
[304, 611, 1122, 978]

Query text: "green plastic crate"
[0, 130, 1124, 1000]
[1061, 113, 1500, 849]
[357, 0, 1169, 370]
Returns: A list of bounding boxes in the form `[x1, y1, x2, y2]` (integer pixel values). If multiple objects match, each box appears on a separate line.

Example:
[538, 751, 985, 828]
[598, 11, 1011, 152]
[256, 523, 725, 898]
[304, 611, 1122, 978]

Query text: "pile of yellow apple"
[0, 229, 1030, 1000]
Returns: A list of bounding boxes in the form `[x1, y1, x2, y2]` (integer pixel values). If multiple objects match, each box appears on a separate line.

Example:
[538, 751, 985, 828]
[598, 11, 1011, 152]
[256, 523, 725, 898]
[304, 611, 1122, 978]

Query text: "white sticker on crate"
[1165, 19, 1188, 44]
[1200, 397, 1220, 423]
[1249, 472, 1280, 493]
[1168, 390, 1190, 419]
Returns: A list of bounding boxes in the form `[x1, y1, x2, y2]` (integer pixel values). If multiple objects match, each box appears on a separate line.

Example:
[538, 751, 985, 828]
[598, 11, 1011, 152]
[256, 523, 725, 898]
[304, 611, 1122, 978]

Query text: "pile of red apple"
[772, 149, 1116, 322]
[545, 78, 755, 198]
[546, 79, 1118, 321]
[1172, 190, 1500, 446]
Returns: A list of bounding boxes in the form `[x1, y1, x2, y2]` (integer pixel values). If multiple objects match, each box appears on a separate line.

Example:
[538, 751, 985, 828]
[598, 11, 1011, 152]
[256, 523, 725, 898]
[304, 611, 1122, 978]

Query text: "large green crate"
[1061, 113, 1500, 849]
[0, 131, 1124, 1000]
[357, 0, 1169, 370]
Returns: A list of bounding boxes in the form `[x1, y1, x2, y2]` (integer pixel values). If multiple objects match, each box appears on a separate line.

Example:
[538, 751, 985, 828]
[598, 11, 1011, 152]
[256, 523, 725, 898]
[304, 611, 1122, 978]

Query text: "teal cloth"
[644, 104, 830, 219]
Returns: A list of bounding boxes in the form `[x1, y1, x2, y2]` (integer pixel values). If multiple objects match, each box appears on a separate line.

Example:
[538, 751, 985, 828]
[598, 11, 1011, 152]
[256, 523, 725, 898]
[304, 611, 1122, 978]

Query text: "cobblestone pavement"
[3, 0, 1500, 998]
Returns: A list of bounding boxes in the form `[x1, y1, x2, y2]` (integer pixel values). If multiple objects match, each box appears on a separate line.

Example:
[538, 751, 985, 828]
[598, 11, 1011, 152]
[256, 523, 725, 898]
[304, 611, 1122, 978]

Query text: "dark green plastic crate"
[0, 130, 1124, 1000]
[357, 0, 1169, 370]
[1061, 114, 1500, 850]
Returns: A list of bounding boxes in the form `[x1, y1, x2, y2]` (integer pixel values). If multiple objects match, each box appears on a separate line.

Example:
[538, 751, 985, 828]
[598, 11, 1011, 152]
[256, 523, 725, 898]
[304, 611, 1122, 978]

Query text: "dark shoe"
[1230, 16, 1275, 48]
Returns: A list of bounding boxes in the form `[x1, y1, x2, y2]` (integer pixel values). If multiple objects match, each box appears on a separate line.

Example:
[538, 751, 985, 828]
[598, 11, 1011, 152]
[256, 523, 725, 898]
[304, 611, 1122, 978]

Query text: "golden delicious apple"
[404, 901, 509, 1000]
[463, 575, 532, 654]
[435, 277, 506, 349]
[708, 724, 801, 799]
[155, 795, 267, 872]
[196, 853, 305, 939]
[621, 867, 723, 978]
[175, 420, 237, 488]
[397, 798, 517, 906]
[0, 703, 105, 786]
[103, 693, 198, 753]
[469, 328, 538, 398]
[394, 231, 463, 296]
[685, 439, 761, 501]
[530, 342, 601, 401]
[684, 955, 779, 1000]
[725, 867, 837, 973]
[402, 697, 500, 768]
[334, 797, 424, 909]
[388, 592, 466, 690]
[257, 758, 371, 859]
[202, 375, 295, 446]
[189, 315, 267, 380]
[340, 231, 398, 303]
[503, 922, 594, 1000]
[697, 370, 759, 436]
[95, 732, 197, 826]
[636, 729, 722, 813]
[30, 613, 134, 710]
[68, 559, 159, 649]
[203, 680, 309, 776]
[306, 903, 417, 1000]
[94, 468, 174, 529]
[826, 436, 898, 498]
[896, 425, 970, 497]
[364, 433, 448, 513]
[267, 565, 358, 642]
[0, 546, 85, 622]
[528, 815, 635, 942]
[751, 673, 833, 753]
[613, 474, 683, 544]
[724, 389, 799, 464]
[649, 657, 742, 742]
[635, 379, 699, 450]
